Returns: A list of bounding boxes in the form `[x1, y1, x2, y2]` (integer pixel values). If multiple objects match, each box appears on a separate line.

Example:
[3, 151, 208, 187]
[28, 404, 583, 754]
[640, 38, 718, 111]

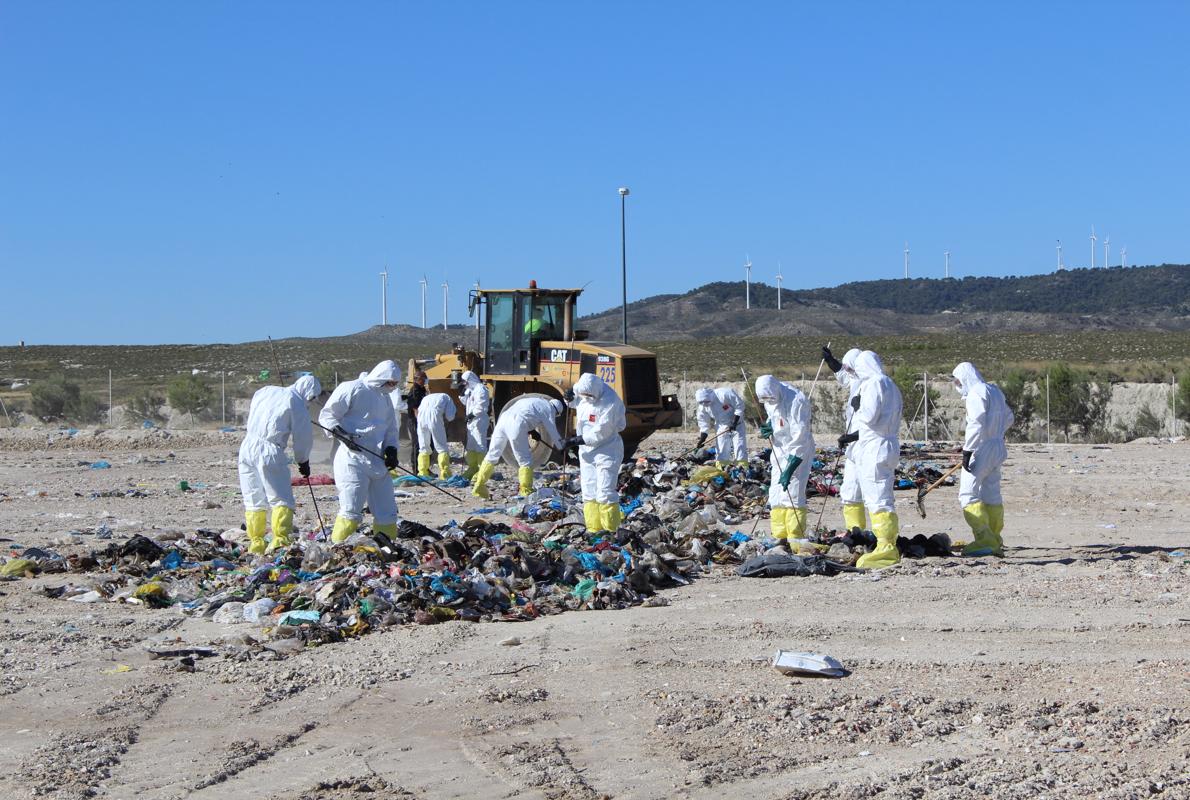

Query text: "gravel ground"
[0, 430, 1187, 799]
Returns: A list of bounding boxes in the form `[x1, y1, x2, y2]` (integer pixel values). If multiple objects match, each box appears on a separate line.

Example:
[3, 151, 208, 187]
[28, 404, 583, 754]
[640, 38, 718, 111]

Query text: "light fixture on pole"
[744, 254, 752, 310]
[775, 262, 783, 310]
[419, 275, 428, 328]
[618, 187, 630, 344]
[1090, 226, 1097, 269]
[903, 241, 910, 279]
[442, 281, 449, 331]
[944, 250, 950, 279]
[380, 266, 388, 325]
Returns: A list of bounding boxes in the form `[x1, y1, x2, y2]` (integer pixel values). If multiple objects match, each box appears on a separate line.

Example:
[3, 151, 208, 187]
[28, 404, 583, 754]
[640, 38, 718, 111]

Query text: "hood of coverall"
[952, 361, 984, 397]
[461, 370, 481, 389]
[291, 375, 322, 402]
[364, 360, 402, 392]
[574, 373, 605, 403]
[854, 350, 886, 381]
[550, 398, 565, 416]
[695, 387, 714, 405]
[755, 374, 788, 406]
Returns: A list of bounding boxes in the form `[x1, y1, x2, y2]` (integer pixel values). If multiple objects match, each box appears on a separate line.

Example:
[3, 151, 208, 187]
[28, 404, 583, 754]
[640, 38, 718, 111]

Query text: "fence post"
[1046, 371, 1051, 445]
[108, 369, 113, 427]
[923, 371, 929, 443]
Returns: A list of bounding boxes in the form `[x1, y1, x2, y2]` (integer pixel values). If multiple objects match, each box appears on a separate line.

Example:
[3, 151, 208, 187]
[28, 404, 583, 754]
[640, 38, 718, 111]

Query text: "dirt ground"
[0, 429, 1187, 800]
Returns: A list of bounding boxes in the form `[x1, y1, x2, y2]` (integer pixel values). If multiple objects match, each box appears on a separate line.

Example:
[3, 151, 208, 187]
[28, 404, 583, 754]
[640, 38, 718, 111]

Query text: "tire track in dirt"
[191, 721, 319, 791]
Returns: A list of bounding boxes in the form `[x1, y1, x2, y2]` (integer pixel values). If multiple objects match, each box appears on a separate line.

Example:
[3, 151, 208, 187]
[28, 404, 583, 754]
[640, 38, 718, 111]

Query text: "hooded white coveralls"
[756, 376, 814, 539]
[852, 350, 902, 515]
[834, 348, 865, 515]
[954, 362, 1013, 508]
[485, 397, 564, 467]
[318, 360, 401, 533]
[461, 371, 490, 454]
[238, 375, 320, 514]
[574, 373, 626, 531]
[417, 393, 457, 454]
[696, 386, 748, 463]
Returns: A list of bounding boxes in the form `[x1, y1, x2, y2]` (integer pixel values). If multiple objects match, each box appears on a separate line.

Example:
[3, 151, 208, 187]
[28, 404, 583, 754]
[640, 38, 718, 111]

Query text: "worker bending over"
[695, 386, 748, 467]
[238, 375, 321, 555]
[416, 392, 457, 479]
[318, 360, 402, 544]
[471, 397, 565, 499]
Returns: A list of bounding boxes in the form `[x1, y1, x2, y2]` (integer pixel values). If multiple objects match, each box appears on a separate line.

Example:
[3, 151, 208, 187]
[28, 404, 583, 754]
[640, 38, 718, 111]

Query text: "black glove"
[563, 435, 584, 450]
[822, 346, 842, 374]
[297, 461, 310, 477]
[696, 431, 708, 447]
[333, 426, 361, 452]
[837, 431, 859, 450]
[732, 414, 743, 431]
[465, 413, 475, 423]
[528, 430, 541, 443]
[850, 394, 861, 411]
[962, 449, 973, 473]
[563, 388, 575, 404]
[383, 446, 399, 470]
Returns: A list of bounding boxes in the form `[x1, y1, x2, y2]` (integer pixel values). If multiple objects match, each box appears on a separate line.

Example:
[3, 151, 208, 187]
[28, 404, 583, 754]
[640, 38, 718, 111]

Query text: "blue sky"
[2, 1, 1188, 345]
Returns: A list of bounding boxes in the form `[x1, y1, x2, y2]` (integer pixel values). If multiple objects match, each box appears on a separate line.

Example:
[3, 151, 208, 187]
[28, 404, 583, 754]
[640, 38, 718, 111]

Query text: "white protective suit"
[485, 397, 565, 466]
[574, 373, 627, 506]
[461, 371, 490, 453]
[756, 376, 814, 510]
[835, 348, 865, 508]
[954, 362, 1014, 508]
[318, 360, 401, 526]
[238, 375, 321, 512]
[695, 386, 748, 463]
[851, 351, 902, 514]
[417, 392, 457, 454]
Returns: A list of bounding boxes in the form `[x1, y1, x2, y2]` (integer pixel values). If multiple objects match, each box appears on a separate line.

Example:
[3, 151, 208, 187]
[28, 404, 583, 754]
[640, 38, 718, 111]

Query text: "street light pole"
[619, 187, 630, 343]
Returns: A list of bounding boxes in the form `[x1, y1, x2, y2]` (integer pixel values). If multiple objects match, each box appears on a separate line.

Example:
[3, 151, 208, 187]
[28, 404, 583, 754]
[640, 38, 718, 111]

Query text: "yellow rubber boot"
[331, 516, 359, 544]
[518, 465, 534, 496]
[857, 510, 901, 569]
[601, 502, 622, 532]
[987, 504, 1005, 536]
[770, 507, 788, 540]
[788, 507, 808, 539]
[417, 453, 432, 477]
[462, 451, 482, 480]
[437, 451, 452, 479]
[244, 509, 267, 555]
[583, 501, 602, 532]
[471, 460, 495, 499]
[266, 506, 294, 553]
[962, 502, 1003, 556]
[842, 502, 867, 533]
[374, 522, 397, 538]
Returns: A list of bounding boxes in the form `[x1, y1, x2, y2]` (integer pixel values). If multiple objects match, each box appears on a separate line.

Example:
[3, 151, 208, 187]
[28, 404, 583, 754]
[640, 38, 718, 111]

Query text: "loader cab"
[470, 283, 579, 375]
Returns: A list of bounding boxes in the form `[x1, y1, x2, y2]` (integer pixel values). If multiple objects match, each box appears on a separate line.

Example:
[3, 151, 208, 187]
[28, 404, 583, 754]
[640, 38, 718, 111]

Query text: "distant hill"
[578, 264, 1190, 340]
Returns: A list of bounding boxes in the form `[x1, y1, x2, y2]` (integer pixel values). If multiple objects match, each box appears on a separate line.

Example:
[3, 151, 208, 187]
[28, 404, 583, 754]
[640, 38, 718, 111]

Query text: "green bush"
[999, 369, 1036, 441]
[167, 374, 214, 419]
[126, 391, 166, 424]
[1047, 363, 1109, 442]
[30, 376, 102, 423]
[1176, 369, 1190, 426]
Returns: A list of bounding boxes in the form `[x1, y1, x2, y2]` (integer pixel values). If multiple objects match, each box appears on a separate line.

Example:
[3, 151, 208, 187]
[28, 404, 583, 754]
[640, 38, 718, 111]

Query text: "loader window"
[524, 296, 564, 341]
[485, 294, 517, 374]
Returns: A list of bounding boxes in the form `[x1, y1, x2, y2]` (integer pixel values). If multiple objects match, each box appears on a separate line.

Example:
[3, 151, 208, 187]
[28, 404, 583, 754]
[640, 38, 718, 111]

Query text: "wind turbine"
[1057, 240, 1063, 270]
[903, 242, 910, 279]
[419, 276, 428, 328]
[1104, 236, 1110, 269]
[380, 266, 388, 325]
[744, 254, 752, 310]
[775, 262, 783, 310]
[944, 250, 951, 279]
[1090, 226, 1097, 269]
[1121, 245, 1128, 268]
[442, 281, 449, 331]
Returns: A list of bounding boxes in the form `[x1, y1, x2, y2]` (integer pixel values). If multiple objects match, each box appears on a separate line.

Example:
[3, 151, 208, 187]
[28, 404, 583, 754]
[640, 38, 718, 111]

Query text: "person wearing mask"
[694, 386, 748, 467]
[238, 375, 321, 555]
[952, 361, 1014, 557]
[561, 374, 626, 534]
[405, 370, 428, 468]
[460, 371, 490, 479]
[822, 346, 866, 532]
[472, 397, 565, 499]
[755, 375, 814, 547]
[318, 360, 401, 544]
[416, 392, 458, 479]
[837, 351, 903, 569]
